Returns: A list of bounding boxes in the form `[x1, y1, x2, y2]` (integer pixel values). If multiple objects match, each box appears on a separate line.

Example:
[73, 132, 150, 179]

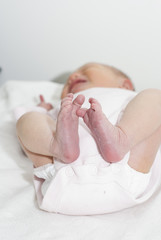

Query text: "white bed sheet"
[0, 80, 161, 240]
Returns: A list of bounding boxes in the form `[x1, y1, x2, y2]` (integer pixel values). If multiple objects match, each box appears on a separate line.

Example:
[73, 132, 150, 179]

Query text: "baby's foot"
[51, 93, 85, 163]
[77, 98, 129, 163]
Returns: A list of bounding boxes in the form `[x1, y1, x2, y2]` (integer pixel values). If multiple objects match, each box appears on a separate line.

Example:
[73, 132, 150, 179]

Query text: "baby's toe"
[73, 95, 85, 109]
[61, 94, 73, 105]
[89, 98, 102, 112]
[76, 108, 87, 118]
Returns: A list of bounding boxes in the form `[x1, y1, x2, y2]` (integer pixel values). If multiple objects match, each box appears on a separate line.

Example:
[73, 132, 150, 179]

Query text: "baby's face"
[61, 63, 129, 98]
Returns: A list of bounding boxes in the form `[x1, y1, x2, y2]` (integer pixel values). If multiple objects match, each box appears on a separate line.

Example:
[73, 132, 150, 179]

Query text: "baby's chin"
[70, 85, 90, 95]
[61, 85, 91, 99]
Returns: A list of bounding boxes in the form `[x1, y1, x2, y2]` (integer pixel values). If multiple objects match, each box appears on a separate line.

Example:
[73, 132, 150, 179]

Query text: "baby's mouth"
[69, 79, 88, 93]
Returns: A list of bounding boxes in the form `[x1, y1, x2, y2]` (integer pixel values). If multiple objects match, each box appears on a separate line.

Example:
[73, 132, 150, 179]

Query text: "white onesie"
[16, 88, 161, 215]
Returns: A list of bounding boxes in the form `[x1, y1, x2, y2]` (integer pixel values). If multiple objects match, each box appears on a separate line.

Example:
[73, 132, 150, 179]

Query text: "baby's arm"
[37, 94, 53, 111]
[14, 94, 54, 121]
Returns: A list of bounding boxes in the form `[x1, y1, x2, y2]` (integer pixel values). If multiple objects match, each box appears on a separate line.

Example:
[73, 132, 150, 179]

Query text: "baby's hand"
[37, 95, 53, 111]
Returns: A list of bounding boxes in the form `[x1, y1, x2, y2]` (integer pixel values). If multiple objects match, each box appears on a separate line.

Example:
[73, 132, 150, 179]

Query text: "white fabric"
[34, 159, 151, 200]
[34, 163, 56, 196]
[14, 105, 48, 120]
[1, 80, 161, 239]
[34, 160, 152, 215]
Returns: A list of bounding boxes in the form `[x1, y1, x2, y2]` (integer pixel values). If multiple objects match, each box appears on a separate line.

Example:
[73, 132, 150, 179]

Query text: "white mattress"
[0, 80, 161, 240]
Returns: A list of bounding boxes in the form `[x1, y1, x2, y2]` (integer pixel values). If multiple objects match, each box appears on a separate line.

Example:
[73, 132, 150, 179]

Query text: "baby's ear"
[122, 78, 134, 90]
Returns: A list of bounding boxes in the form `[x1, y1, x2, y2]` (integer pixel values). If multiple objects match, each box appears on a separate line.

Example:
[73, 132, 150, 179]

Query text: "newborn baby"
[16, 63, 161, 215]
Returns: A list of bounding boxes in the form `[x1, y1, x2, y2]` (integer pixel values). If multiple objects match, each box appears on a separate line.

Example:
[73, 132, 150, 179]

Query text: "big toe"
[73, 95, 85, 108]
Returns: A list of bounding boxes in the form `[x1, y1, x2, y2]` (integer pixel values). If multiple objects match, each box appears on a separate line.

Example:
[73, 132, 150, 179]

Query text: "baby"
[16, 63, 161, 215]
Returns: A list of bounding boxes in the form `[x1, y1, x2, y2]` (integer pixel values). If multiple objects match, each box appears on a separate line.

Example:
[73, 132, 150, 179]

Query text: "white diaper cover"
[34, 164, 56, 196]
[33, 150, 161, 215]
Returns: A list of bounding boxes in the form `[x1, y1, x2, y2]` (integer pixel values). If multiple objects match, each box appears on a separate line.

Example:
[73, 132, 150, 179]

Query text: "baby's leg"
[77, 89, 161, 163]
[17, 112, 56, 167]
[16, 93, 85, 167]
[128, 126, 161, 173]
[18, 136, 54, 168]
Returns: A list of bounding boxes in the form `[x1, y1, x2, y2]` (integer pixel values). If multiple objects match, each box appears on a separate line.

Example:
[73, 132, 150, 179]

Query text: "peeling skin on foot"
[77, 96, 129, 163]
[52, 93, 85, 163]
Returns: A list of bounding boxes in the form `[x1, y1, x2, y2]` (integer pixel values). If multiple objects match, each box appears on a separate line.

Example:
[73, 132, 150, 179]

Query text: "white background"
[0, 0, 161, 91]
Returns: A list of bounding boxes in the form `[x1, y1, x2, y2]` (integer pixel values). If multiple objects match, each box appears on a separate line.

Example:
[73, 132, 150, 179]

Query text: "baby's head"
[61, 62, 134, 98]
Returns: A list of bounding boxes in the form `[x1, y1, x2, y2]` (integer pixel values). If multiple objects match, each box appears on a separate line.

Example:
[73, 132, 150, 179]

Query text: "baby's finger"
[39, 94, 45, 103]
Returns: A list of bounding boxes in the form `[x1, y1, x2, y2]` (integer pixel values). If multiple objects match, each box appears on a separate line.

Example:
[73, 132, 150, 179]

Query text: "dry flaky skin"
[50, 93, 85, 163]
[77, 97, 129, 163]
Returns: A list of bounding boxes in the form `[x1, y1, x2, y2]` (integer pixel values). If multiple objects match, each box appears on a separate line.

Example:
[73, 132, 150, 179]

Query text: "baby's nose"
[69, 72, 81, 83]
